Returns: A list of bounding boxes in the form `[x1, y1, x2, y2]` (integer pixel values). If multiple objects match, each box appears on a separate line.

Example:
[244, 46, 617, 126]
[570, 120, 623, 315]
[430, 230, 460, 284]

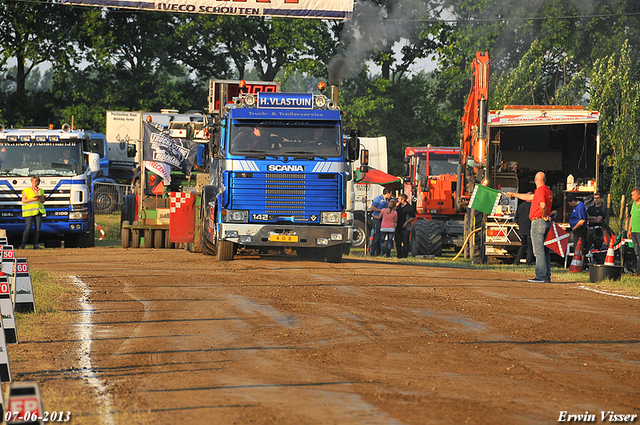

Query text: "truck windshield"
[0, 142, 83, 176]
[229, 122, 341, 158]
[421, 152, 459, 175]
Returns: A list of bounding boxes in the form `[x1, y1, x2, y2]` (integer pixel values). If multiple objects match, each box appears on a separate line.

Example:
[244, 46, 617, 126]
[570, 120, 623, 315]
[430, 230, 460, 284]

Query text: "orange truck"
[405, 52, 601, 263]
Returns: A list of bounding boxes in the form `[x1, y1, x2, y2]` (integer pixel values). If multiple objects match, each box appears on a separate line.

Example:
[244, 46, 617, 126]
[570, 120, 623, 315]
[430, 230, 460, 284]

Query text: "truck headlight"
[222, 210, 248, 223]
[321, 212, 341, 224]
[69, 211, 88, 220]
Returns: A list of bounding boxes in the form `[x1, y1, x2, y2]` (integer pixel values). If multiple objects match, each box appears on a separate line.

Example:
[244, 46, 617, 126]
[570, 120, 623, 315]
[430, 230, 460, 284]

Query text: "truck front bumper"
[1, 221, 90, 235]
[219, 223, 347, 248]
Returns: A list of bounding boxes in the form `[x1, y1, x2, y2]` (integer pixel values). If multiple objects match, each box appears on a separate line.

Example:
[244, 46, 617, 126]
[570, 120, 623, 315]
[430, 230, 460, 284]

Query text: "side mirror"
[348, 129, 360, 162]
[211, 118, 224, 156]
[87, 152, 100, 173]
[403, 163, 410, 178]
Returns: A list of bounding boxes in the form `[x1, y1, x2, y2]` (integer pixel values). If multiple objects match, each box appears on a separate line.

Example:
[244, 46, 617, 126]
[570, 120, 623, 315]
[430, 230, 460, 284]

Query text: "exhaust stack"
[330, 85, 339, 107]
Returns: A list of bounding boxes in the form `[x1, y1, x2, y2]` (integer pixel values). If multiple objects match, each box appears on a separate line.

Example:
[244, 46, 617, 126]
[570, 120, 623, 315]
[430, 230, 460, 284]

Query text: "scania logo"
[268, 165, 304, 171]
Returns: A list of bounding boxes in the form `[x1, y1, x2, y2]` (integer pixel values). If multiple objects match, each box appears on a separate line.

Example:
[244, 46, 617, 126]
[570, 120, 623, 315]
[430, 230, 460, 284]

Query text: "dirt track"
[9, 247, 640, 424]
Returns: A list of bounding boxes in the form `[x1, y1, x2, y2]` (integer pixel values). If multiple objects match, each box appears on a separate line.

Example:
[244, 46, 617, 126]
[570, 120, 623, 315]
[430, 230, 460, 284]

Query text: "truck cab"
[0, 125, 100, 247]
[201, 89, 358, 262]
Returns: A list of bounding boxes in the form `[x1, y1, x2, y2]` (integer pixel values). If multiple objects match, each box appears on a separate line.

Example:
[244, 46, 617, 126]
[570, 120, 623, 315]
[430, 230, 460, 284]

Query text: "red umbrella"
[354, 167, 403, 189]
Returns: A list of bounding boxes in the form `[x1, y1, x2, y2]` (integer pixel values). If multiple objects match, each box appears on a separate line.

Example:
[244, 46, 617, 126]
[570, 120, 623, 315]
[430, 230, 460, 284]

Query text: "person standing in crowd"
[20, 175, 46, 249]
[627, 187, 640, 275]
[506, 172, 553, 283]
[567, 194, 588, 258]
[395, 194, 415, 258]
[379, 199, 397, 258]
[513, 198, 534, 266]
[369, 188, 393, 256]
[587, 192, 608, 250]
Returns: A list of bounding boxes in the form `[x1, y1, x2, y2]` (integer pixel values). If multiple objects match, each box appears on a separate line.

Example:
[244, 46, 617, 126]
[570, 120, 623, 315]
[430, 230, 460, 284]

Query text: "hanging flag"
[544, 221, 570, 257]
[143, 122, 199, 175]
[469, 185, 502, 215]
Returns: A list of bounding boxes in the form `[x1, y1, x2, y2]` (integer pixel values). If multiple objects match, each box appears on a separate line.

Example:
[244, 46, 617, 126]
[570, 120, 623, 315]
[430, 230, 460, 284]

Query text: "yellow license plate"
[270, 234, 299, 243]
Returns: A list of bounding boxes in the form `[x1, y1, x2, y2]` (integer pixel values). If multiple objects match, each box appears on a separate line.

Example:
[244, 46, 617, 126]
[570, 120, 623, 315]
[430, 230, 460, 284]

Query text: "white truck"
[483, 106, 601, 263]
[105, 109, 209, 181]
[347, 136, 388, 247]
[0, 125, 100, 247]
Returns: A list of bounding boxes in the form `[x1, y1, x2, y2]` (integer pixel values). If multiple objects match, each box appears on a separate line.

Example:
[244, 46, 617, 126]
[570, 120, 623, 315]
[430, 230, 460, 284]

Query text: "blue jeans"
[381, 231, 394, 256]
[530, 219, 551, 281]
[631, 232, 640, 274]
[21, 213, 42, 248]
[370, 218, 382, 256]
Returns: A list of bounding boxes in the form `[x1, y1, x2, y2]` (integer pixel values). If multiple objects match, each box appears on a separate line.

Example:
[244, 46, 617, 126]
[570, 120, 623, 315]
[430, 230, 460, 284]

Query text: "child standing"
[379, 199, 397, 257]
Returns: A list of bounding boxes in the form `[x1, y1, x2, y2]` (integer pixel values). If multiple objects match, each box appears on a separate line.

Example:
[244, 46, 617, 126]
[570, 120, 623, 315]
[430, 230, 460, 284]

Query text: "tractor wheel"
[412, 219, 443, 257]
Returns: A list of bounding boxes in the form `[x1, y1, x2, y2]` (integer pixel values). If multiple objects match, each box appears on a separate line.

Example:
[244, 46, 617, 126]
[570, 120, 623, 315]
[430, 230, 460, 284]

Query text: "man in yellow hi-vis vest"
[20, 176, 46, 249]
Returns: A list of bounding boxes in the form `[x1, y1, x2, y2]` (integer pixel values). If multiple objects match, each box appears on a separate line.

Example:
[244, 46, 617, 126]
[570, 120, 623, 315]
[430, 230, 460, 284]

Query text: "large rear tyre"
[121, 221, 131, 248]
[324, 244, 343, 263]
[200, 206, 216, 256]
[411, 219, 442, 257]
[216, 239, 236, 261]
[120, 195, 136, 226]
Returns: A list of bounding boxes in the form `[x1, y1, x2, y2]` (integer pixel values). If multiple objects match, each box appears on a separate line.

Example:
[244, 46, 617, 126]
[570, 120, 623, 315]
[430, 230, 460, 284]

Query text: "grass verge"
[14, 270, 80, 345]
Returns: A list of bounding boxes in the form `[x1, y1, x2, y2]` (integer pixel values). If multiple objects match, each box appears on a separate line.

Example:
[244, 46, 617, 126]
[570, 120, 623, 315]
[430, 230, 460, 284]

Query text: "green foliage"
[491, 43, 546, 108]
[341, 71, 458, 175]
[589, 41, 640, 216]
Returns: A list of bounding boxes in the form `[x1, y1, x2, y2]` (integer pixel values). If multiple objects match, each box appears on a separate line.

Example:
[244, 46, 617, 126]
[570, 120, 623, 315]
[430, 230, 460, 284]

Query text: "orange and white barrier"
[0, 309, 11, 382]
[14, 258, 36, 313]
[0, 275, 17, 344]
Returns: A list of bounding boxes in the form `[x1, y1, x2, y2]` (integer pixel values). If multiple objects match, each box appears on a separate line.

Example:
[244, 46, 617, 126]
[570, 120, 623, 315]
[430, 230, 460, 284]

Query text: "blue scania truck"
[201, 84, 359, 262]
[0, 125, 100, 247]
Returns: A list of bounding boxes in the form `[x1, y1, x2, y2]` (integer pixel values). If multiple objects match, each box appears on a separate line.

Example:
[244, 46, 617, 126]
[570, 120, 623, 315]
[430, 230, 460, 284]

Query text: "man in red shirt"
[506, 172, 554, 282]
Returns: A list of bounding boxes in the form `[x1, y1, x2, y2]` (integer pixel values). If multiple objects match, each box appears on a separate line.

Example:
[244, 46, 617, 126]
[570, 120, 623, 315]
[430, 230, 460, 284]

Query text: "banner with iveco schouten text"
[61, 0, 353, 20]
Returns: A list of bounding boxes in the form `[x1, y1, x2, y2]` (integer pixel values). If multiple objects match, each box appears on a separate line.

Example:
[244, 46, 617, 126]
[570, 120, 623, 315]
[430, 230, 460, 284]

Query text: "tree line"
[1, 0, 639, 211]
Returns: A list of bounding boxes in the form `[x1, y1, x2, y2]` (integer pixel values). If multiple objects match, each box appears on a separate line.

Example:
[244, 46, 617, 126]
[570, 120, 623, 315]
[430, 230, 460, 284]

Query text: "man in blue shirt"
[568, 194, 588, 257]
[369, 188, 393, 256]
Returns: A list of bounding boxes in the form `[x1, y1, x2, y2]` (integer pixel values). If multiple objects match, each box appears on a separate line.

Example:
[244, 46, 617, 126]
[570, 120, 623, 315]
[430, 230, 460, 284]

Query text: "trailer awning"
[354, 167, 403, 190]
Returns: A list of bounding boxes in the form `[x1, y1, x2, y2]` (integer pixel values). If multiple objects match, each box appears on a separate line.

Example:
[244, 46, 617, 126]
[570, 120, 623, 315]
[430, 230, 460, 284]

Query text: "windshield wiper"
[284, 151, 327, 160]
[235, 149, 268, 154]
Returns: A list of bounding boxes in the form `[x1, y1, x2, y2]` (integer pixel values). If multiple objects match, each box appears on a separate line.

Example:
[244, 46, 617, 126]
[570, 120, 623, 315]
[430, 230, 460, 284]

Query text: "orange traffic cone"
[568, 237, 584, 273]
[604, 237, 616, 266]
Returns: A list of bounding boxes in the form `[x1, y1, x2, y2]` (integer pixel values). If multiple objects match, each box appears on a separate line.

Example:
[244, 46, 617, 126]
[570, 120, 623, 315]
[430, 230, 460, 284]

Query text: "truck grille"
[0, 184, 74, 221]
[230, 172, 340, 220]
